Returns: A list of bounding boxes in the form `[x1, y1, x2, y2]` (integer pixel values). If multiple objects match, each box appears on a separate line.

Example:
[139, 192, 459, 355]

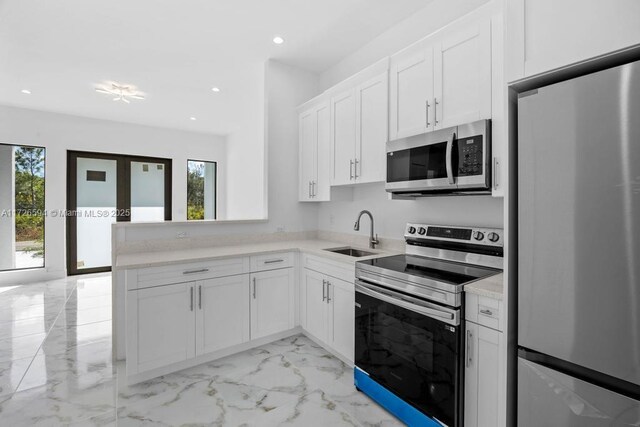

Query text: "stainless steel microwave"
[386, 119, 491, 197]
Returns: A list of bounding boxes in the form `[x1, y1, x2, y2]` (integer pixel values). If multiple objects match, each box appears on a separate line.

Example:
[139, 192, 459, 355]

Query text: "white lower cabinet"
[464, 293, 504, 427]
[128, 282, 196, 375]
[196, 275, 250, 356]
[250, 268, 295, 340]
[302, 267, 355, 362]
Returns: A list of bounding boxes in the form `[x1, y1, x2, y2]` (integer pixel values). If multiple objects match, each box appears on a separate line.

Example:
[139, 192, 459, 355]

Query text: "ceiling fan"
[95, 82, 145, 104]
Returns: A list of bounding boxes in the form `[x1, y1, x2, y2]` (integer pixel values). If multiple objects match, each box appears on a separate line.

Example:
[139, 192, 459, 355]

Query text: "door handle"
[425, 100, 431, 127]
[198, 285, 202, 310]
[322, 279, 327, 301]
[434, 98, 439, 125]
[349, 159, 354, 180]
[354, 159, 359, 179]
[445, 132, 456, 185]
[326, 281, 331, 304]
[253, 277, 257, 299]
[466, 329, 473, 367]
[190, 286, 194, 311]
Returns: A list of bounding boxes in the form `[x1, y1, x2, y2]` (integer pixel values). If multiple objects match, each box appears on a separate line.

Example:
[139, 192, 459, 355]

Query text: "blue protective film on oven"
[354, 367, 445, 427]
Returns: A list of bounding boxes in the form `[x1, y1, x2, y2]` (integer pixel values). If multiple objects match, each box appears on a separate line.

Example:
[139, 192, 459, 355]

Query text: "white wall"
[113, 59, 320, 244]
[316, 0, 503, 238]
[224, 64, 267, 220]
[0, 105, 227, 284]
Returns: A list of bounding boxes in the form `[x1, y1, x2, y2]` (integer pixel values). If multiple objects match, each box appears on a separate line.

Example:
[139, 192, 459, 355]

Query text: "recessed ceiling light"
[21, 89, 31, 94]
[211, 87, 220, 93]
[272, 36, 285, 45]
[190, 117, 197, 121]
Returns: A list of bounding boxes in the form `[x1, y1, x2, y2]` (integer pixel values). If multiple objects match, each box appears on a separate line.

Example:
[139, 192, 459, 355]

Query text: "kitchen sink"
[324, 247, 375, 257]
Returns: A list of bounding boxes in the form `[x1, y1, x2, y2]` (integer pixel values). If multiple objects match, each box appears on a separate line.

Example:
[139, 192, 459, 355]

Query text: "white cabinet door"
[327, 277, 354, 362]
[355, 72, 388, 184]
[250, 268, 294, 340]
[299, 108, 316, 201]
[303, 268, 328, 342]
[465, 321, 501, 427]
[330, 89, 357, 186]
[196, 275, 250, 356]
[128, 282, 195, 374]
[434, 20, 491, 129]
[315, 102, 331, 200]
[389, 45, 434, 140]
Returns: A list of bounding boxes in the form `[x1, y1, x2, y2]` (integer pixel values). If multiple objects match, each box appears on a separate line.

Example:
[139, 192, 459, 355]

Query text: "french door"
[66, 151, 172, 275]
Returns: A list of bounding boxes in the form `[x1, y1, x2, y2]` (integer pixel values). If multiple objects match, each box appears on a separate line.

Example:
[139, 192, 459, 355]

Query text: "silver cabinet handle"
[326, 281, 332, 304]
[349, 160, 354, 180]
[264, 259, 284, 264]
[190, 286, 194, 311]
[308, 181, 312, 198]
[312, 181, 316, 197]
[425, 100, 431, 127]
[466, 329, 473, 367]
[198, 285, 202, 310]
[354, 159, 359, 179]
[253, 277, 257, 299]
[493, 157, 499, 190]
[445, 132, 455, 185]
[183, 268, 209, 275]
[434, 98, 439, 125]
[322, 279, 327, 301]
[480, 309, 494, 316]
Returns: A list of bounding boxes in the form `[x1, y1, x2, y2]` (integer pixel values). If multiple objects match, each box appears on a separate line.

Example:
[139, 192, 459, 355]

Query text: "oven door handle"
[356, 281, 456, 324]
[445, 131, 456, 185]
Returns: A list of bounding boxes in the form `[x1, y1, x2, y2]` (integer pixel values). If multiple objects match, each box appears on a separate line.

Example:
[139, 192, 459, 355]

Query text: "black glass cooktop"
[358, 254, 500, 285]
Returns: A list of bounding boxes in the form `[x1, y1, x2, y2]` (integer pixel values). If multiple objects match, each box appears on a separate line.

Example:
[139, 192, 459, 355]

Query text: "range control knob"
[418, 227, 427, 235]
[408, 226, 417, 234]
[473, 231, 485, 241]
[488, 232, 500, 243]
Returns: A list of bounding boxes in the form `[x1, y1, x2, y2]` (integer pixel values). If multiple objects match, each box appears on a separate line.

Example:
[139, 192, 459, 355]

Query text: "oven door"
[355, 280, 462, 427]
[385, 128, 457, 193]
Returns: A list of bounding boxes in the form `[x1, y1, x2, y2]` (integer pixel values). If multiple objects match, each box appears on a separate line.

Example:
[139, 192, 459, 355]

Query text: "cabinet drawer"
[466, 292, 503, 332]
[133, 257, 250, 290]
[302, 254, 355, 284]
[250, 252, 294, 272]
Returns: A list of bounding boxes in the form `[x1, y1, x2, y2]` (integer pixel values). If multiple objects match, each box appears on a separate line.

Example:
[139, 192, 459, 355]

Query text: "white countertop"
[465, 273, 504, 300]
[114, 239, 400, 270]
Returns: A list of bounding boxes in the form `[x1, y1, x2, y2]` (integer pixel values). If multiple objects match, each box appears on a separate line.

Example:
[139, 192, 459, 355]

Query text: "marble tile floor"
[0, 274, 404, 426]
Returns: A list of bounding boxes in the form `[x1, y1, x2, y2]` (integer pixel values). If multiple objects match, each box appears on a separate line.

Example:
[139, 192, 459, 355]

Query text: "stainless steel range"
[354, 223, 503, 427]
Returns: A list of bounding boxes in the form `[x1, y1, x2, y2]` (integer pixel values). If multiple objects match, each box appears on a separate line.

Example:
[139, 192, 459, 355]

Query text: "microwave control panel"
[456, 135, 484, 176]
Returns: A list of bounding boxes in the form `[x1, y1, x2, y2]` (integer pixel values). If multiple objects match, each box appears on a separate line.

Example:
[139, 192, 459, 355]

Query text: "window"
[187, 160, 216, 220]
[0, 144, 46, 271]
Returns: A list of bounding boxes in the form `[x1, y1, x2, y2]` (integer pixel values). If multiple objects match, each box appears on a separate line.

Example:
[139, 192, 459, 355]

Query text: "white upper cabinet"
[508, 0, 640, 80]
[355, 72, 388, 184]
[330, 89, 357, 186]
[196, 275, 250, 356]
[250, 268, 295, 340]
[389, 44, 434, 140]
[434, 20, 492, 129]
[298, 101, 330, 202]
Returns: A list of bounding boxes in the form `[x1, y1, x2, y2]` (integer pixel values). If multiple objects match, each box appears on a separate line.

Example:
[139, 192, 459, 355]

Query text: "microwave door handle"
[355, 281, 454, 322]
[446, 132, 455, 185]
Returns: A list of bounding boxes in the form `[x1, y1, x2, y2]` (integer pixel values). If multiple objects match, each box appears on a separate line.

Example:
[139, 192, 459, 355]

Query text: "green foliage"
[187, 161, 205, 220]
[13, 146, 45, 242]
[187, 205, 204, 220]
[15, 213, 44, 241]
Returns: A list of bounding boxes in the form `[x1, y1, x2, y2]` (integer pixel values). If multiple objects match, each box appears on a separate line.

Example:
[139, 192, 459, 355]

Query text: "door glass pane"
[76, 157, 117, 270]
[187, 160, 216, 220]
[130, 161, 165, 222]
[0, 145, 46, 271]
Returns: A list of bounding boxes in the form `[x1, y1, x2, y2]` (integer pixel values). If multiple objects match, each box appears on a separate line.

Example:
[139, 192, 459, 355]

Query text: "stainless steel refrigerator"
[518, 59, 640, 425]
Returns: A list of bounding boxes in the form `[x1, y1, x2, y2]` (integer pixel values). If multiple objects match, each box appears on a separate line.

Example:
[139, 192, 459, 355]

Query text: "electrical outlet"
[177, 232, 187, 239]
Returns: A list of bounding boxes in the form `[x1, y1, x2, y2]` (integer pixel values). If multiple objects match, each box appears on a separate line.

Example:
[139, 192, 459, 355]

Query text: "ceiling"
[0, 0, 431, 135]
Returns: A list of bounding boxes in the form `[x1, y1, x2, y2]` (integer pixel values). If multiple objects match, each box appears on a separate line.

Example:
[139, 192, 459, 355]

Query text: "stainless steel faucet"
[354, 210, 379, 249]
